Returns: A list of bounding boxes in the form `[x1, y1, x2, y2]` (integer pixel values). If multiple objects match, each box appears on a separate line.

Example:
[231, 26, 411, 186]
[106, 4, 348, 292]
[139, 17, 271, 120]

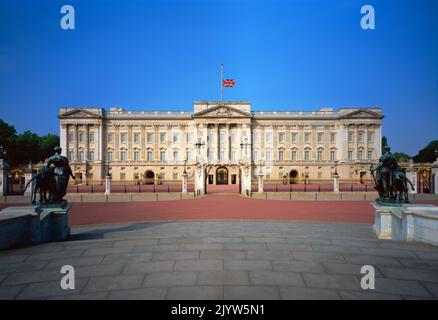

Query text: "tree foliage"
[413, 140, 438, 163]
[393, 152, 411, 162]
[0, 118, 59, 166]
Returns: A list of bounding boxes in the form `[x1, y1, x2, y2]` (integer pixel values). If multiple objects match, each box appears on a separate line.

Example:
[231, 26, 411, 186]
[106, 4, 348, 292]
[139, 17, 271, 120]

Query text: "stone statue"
[24, 146, 75, 204]
[370, 146, 414, 203]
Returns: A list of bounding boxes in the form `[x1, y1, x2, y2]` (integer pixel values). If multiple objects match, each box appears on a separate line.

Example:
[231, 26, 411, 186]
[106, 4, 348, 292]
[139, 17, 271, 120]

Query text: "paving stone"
[174, 259, 223, 271]
[272, 261, 325, 273]
[112, 239, 159, 247]
[0, 285, 24, 299]
[224, 286, 280, 300]
[26, 249, 85, 261]
[1, 269, 64, 286]
[292, 251, 345, 262]
[102, 252, 153, 264]
[44, 256, 105, 270]
[279, 286, 340, 300]
[223, 243, 267, 251]
[167, 286, 223, 300]
[17, 278, 89, 299]
[311, 245, 361, 254]
[61, 240, 115, 251]
[202, 237, 244, 244]
[338, 290, 403, 300]
[152, 251, 199, 261]
[82, 246, 134, 257]
[0, 261, 49, 274]
[200, 250, 245, 260]
[414, 251, 438, 261]
[372, 277, 433, 298]
[250, 271, 304, 286]
[83, 274, 145, 293]
[198, 271, 250, 285]
[343, 254, 403, 267]
[360, 247, 416, 259]
[75, 264, 124, 278]
[159, 237, 204, 244]
[48, 292, 109, 300]
[323, 262, 383, 277]
[132, 245, 179, 253]
[244, 237, 286, 243]
[108, 287, 166, 300]
[398, 257, 438, 270]
[179, 244, 223, 251]
[224, 260, 272, 271]
[0, 254, 29, 264]
[330, 239, 380, 248]
[266, 243, 313, 251]
[421, 282, 438, 298]
[144, 272, 197, 287]
[246, 250, 292, 260]
[379, 266, 438, 283]
[303, 273, 361, 290]
[123, 261, 175, 274]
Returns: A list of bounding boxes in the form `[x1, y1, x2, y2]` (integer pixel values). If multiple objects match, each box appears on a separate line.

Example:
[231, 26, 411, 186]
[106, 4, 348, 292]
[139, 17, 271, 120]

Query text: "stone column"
[154, 124, 159, 160]
[0, 159, 10, 196]
[240, 164, 252, 197]
[333, 173, 340, 193]
[182, 171, 188, 193]
[73, 124, 79, 161]
[60, 123, 67, 156]
[85, 124, 90, 161]
[195, 164, 206, 196]
[24, 162, 36, 195]
[127, 125, 133, 160]
[217, 124, 220, 161]
[98, 121, 104, 161]
[433, 159, 438, 195]
[114, 125, 120, 161]
[257, 172, 264, 193]
[141, 125, 146, 160]
[406, 159, 417, 194]
[105, 175, 112, 195]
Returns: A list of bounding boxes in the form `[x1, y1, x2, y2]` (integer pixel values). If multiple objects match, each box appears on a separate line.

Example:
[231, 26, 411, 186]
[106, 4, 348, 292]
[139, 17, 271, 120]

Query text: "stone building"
[58, 101, 383, 187]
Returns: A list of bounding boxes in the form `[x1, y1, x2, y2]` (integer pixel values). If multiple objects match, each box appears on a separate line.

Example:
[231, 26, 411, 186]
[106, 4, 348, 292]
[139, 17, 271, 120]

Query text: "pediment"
[59, 108, 102, 119]
[341, 109, 383, 119]
[192, 105, 251, 118]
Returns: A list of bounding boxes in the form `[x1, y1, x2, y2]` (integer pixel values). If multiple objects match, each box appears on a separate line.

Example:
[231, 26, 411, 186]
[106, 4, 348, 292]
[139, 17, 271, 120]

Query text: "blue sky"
[0, 0, 437, 155]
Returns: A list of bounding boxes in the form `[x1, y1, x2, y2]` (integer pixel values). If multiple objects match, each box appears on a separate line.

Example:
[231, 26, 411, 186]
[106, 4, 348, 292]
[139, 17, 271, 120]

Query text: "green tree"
[393, 152, 411, 162]
[40, 134, 60, 159]
[413, 140, 438, 163]
[0, 119, 17, 158]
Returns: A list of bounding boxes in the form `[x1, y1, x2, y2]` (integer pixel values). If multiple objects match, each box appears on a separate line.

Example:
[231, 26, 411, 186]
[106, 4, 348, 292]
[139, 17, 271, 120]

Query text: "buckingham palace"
[58, 100, 383, 189]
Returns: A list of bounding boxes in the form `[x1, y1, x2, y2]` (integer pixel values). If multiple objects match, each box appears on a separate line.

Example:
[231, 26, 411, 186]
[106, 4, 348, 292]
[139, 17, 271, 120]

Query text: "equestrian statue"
[370, 146, 414, 204]
[24, 146, 75, 204]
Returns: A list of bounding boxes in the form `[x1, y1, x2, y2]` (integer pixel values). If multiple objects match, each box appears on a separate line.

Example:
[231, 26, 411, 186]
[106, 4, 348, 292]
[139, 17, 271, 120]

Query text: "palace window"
[187, 150, 192, 161]
[330, 133, 336, 143]
[173, 133, 179, 143]
[317, 150, 323, 161]
[68, 150, 74, 161]
[68, 133, 74, 142]
[220, 150, 225, 161]
[251, 150, 256, 162]
[348, 133, 353, 143]
[304, 133, 310, 144]
[173, 172, 178, 180]
[358, 150, 363, 160]
[291, 133, 297, 144]
[265, 150, 271, 161]
[79, 133, 84, 142]
[368, 150, 373, 160]
[251, 133, 257, 144]
[278, 133, 285, 144]
[120, 173, 126, 181]
[88, 150, 94, 161]
[107, 133, 113, 143]
[120, 133, 127, 144]
[147, 132, 153, 144]
[317, 133, 323, 144]
[330, 150, 335, 161]
[358, 132, 364, 143]
[160, 150, 166, 161]
[304, 150, 310, 161]
[220, 132, 225, 144]
[147, 151, 153, 161]
[265, 132, 272, 145]
[134, 133, 140, 144]
[160, 133, 166, 143]
[278, 150, 284, 161]
[367, 132, 372, 142]
[89, 133, 95, 142]
[291, 150, 297, 161]
[348, 150, 353, 161]
[79, 150, 84, 161]
[134, 151, 139, 161]
[173, 150, 179, 161]
[120, 151, 126, 161]
[186, 132, 192, 143]
[107, 151, 113, 161]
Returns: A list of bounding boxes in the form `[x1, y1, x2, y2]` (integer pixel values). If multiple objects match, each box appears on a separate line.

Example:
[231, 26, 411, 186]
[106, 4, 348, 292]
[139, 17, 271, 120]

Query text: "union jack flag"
[223, 79, 236, 87]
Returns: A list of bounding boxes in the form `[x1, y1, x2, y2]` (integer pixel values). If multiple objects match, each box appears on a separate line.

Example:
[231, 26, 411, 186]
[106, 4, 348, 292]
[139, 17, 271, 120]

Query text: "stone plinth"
[195, 164, 205, 196]
[0, 159, 10, 196]
[240, 164, 252, 197]
[182, 172, 188, 193]
[373, 202, 438, 246]
[257, 174, 264, 193]
[105, 175, 111, 195]
[0, 201, 71, 251]
[333, 174, 339, 193]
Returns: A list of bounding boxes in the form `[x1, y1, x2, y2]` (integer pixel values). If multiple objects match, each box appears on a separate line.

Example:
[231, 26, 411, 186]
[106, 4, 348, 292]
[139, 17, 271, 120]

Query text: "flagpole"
[220, 64, 223, 101]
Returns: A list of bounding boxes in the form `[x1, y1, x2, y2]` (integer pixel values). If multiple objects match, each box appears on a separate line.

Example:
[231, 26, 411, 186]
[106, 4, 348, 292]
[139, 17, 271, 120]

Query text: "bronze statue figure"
[370, 146, 414, 203]
[24, 146, 75, 204]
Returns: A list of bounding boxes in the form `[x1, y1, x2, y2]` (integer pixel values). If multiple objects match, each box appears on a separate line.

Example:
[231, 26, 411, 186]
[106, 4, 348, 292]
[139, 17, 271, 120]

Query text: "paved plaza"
[0, 219, 437, 300]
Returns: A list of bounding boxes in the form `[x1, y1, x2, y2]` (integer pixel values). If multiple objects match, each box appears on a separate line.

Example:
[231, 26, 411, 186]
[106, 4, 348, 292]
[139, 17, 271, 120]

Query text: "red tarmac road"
[1, 195, 437, 226]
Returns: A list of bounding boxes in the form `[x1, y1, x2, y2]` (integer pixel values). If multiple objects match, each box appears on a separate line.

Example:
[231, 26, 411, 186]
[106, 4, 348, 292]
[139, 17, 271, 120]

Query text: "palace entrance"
[216, 167, 228, 185]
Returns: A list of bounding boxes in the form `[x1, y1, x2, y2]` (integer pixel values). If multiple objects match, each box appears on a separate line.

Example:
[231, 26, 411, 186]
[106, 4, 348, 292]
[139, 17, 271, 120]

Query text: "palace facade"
[58, 101, 383, 186]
